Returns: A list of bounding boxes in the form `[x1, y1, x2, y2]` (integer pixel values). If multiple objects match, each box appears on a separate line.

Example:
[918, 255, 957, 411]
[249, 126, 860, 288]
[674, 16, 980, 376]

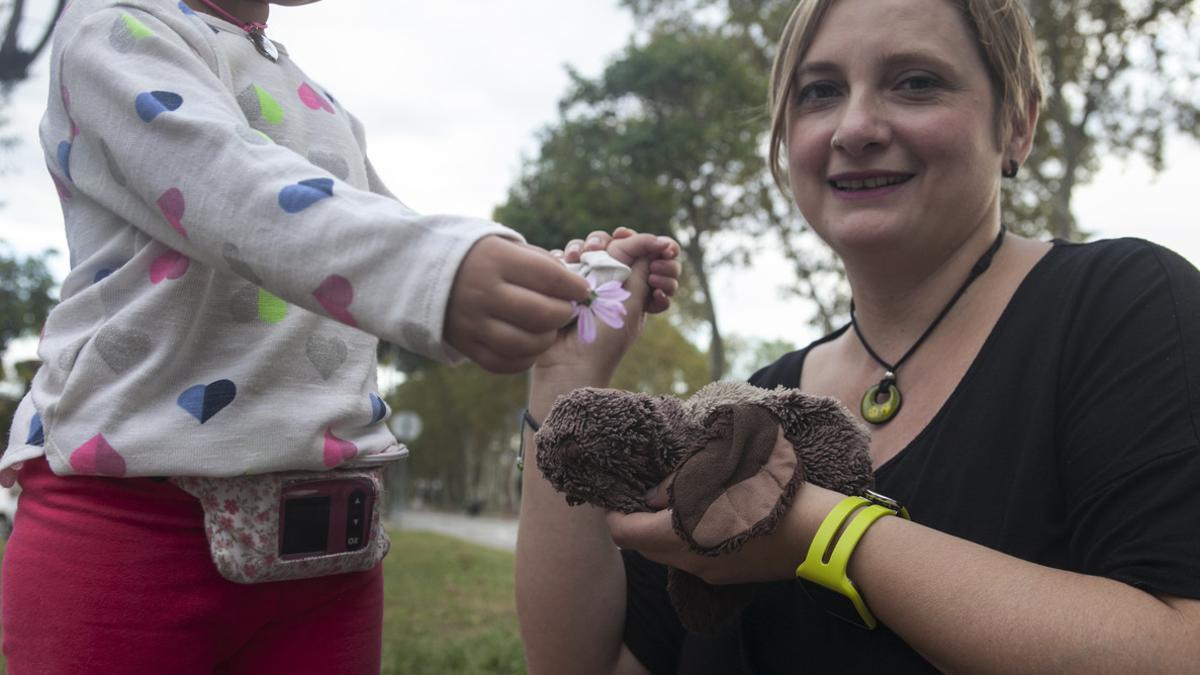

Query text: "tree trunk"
[0, 0, 66, 86]
[683, 237, 725, 380]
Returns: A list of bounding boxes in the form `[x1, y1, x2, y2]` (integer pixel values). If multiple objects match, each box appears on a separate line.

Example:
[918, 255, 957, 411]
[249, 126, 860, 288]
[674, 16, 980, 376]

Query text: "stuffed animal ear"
[669, 404, 803, 555]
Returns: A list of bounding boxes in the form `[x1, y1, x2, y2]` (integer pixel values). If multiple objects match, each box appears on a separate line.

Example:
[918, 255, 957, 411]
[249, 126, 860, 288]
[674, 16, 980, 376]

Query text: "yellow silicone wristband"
[795, 497, 898, 629]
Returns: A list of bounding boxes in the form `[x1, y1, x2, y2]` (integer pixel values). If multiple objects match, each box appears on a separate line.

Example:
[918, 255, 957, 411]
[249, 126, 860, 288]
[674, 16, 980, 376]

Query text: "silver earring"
[831, 135, 842, 150]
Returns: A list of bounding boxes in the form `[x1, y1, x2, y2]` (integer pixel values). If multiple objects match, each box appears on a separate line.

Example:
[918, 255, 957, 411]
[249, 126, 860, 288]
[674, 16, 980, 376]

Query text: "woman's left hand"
[605, 429, 844, 586]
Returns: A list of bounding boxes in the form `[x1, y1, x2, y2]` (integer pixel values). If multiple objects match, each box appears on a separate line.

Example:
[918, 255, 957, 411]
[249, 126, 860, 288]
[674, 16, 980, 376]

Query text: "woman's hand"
[535, 228, 681, 383]
[605, 429, 845, 586]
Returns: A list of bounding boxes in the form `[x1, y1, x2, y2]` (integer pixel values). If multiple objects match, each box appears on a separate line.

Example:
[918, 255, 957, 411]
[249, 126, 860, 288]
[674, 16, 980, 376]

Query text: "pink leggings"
[2, 458, 383, 674]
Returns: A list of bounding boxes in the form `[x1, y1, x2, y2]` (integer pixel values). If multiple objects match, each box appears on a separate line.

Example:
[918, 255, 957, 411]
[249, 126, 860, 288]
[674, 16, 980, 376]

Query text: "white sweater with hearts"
[2, 0, 519, 478]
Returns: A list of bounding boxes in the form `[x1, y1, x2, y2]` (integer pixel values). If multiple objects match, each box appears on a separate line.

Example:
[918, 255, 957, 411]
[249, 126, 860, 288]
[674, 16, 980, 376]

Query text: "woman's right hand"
[534, 229, 680, 385]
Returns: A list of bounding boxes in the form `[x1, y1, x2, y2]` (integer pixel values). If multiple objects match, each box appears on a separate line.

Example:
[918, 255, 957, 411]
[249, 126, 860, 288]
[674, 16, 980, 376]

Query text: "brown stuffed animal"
[535, 380, 874, 634]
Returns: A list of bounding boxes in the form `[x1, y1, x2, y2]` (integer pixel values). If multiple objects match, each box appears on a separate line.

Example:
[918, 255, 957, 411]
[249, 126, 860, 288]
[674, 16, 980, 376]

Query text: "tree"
[0, 244, 56, 436]
[1019, 0, 1200, 239]
[0, 244, 55, 356]
[1, 0, 65, 86]
[495, 27, 770, 380]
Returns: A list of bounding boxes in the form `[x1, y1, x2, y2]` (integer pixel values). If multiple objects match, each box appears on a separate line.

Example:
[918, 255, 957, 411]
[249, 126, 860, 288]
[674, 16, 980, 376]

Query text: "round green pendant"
[861, 383, 902, 424]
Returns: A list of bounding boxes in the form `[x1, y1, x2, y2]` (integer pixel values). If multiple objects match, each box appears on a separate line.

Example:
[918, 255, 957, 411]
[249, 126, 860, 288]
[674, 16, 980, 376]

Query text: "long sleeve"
[6, 0, 519, 478]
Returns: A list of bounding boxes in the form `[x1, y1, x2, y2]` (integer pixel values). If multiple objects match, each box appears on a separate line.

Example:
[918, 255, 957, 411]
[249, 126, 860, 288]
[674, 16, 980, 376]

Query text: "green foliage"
[495, 27, 774, 378]
[724, 334, 799, 381]
[388, 361, 526, 511]
[0, 244, 56, 438]
[613, 314, 711, 395]
[0, 244, 56, 356]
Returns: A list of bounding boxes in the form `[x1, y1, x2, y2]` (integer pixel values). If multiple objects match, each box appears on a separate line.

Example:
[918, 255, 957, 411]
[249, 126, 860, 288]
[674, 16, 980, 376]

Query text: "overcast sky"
[2, 0, 1198, 364]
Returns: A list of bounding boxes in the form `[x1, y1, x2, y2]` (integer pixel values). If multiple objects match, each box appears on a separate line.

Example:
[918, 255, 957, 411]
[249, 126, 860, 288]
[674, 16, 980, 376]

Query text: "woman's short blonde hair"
[766, 0, 1044, 191]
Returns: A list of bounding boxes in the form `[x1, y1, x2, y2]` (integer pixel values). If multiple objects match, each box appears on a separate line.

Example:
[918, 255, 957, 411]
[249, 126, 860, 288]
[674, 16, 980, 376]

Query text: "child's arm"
[52, 4, 586, 365]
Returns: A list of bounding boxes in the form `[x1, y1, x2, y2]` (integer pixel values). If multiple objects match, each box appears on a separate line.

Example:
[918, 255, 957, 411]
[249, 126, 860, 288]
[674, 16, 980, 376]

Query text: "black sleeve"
[622, 550, 685, 675]
[1056, 240, 1200, 598]
[748, 349, 807, 390]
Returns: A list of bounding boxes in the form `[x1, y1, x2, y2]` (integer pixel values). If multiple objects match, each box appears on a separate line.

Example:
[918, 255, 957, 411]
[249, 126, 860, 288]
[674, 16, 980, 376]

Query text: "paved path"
[391, 508, 518, 552]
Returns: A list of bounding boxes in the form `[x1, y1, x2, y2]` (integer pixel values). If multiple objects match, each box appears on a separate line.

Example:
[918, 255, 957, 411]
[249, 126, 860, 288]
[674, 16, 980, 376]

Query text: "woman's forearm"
[833, 494, 1200, 674]
[515, 370, 638, 675]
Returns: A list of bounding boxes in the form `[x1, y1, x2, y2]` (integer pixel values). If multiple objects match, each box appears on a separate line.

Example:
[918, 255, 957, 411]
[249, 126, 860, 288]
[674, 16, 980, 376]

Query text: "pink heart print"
[313, 274, 357, 327]
[70, 434, 128, 476]
[158, 188, 188, 238]
[150, 248, 190, 284]
[298, 83, 334, 113]
[323, 427, 358, 467]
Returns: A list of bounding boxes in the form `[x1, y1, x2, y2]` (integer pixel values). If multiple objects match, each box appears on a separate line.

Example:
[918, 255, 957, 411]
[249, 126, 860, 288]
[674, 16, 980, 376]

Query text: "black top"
[621, 238, 1200, 674]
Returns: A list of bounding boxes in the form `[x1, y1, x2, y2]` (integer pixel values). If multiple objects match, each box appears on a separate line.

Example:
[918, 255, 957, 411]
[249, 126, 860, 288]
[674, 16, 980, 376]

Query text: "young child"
[0, 0, 680, 672]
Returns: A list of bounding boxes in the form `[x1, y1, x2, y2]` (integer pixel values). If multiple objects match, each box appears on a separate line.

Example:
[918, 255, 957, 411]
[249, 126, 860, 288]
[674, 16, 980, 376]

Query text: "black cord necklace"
[852, 226, 1006, 425]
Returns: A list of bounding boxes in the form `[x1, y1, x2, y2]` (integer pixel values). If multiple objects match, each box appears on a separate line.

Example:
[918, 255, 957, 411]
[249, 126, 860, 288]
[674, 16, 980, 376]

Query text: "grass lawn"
[0, 531, 527, 675]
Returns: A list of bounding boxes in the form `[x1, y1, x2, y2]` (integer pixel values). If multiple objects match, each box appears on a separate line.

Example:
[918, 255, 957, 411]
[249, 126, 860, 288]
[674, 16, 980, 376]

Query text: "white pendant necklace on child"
[192, 0, 279, 61]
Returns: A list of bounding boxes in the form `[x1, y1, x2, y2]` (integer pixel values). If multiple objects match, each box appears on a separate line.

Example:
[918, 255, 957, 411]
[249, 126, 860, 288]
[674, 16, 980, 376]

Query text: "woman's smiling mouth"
[828, 172, 914, 198]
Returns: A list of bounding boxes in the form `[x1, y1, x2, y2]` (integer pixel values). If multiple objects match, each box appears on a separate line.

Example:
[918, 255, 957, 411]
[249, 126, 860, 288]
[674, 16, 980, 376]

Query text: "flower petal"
[591, 298, 627, 329]
[577, 308, 597, 343]
[595, 284, 631, 303]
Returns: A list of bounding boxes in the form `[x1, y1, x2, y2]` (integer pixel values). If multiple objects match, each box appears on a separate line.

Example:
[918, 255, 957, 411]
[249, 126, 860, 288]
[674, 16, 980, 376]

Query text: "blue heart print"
[136, 91, 183, 122]
[177, 1, 196, 15]
[57, 141, 72, 181]
[177, 379, 237, 423]
[370, 393, 387, 425]
[27, 412, 45, 446]
[279, 178, 334, 213]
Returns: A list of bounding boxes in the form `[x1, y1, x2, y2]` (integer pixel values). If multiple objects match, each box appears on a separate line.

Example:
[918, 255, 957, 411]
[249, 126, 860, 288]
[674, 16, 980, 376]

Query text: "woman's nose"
[830, 93, 891, 155]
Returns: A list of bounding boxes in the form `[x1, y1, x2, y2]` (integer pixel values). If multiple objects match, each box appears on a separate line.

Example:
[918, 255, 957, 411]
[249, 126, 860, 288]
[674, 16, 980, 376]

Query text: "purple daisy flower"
[574, 276, 631, 343]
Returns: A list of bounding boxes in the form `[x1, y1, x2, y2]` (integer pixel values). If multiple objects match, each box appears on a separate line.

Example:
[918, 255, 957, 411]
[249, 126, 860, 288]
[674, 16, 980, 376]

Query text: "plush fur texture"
[535, 381, 874, 634]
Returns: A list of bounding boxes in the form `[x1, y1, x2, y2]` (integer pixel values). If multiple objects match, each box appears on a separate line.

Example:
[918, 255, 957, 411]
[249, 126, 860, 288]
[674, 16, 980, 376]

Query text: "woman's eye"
[796, 82, 840, 104]
[897, 75, 941, 93]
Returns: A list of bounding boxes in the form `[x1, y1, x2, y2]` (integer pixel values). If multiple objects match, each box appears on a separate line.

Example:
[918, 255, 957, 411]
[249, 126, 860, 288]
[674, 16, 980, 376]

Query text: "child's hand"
[558, 227, 681, 314]
[445, 236, 591, 374]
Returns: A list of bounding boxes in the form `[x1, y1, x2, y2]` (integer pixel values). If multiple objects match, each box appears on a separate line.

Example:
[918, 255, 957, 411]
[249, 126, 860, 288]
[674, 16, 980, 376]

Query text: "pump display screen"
[281, 495, 331, 555]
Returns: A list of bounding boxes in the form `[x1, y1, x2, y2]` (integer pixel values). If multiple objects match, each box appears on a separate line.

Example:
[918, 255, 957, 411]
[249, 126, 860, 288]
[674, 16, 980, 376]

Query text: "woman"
[516, 0, 1200, 673]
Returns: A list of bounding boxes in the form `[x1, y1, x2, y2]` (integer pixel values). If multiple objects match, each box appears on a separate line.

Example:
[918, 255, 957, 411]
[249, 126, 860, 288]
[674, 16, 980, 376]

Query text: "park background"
[0, 1, 1197, 672]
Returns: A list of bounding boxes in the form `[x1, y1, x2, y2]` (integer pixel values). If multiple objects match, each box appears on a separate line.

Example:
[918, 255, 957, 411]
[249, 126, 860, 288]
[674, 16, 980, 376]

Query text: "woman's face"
[786, 0, 1016, 255]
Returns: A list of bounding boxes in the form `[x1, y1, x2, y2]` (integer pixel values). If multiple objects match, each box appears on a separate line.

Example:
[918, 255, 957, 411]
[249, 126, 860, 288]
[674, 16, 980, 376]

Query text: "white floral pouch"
[171, 467, 390, 584]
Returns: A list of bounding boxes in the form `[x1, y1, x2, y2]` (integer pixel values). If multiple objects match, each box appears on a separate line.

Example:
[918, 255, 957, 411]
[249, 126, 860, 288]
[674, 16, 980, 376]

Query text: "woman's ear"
[1005, 97, 1040, 168]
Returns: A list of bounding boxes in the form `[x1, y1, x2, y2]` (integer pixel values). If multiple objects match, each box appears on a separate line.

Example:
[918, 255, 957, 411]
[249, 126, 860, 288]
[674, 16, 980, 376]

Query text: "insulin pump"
[278, 476, 376, 559]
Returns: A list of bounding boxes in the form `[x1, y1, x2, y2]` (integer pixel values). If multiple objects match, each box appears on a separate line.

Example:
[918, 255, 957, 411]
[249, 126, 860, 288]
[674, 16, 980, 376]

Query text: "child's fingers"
[506, 247, 591, 302]
[563, 239, 585, 263]
[656, 236, 680, 259]
[584, 230, 612, 251]
[491, 283, 579, 333]
[612, 226, 638, 239]
[606, 233, 674, 266]
[461, 338, 539, 374]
